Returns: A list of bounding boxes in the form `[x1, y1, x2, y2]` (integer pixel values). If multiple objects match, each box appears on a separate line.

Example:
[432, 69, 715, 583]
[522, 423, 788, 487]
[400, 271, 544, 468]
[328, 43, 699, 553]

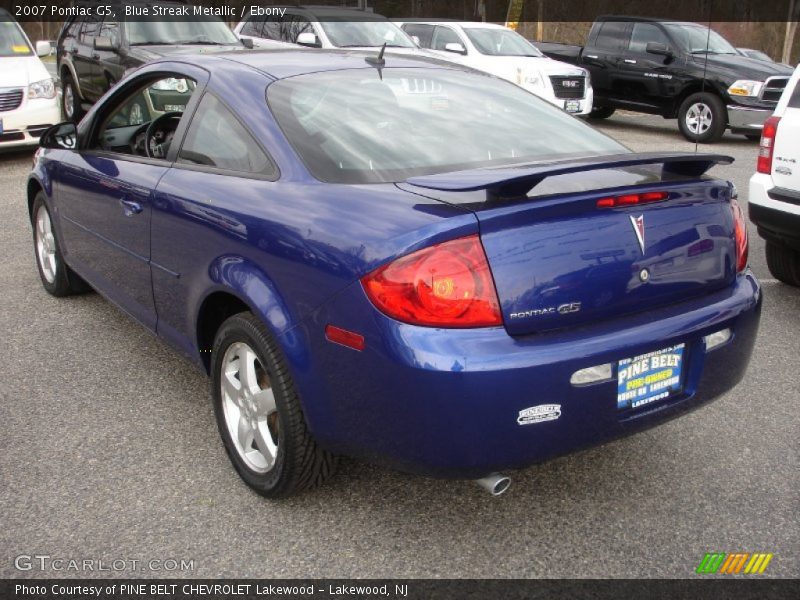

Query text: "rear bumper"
[727, 104, 772, 131]
[296, 273, 761, 478]
[748, 173, 800, 249]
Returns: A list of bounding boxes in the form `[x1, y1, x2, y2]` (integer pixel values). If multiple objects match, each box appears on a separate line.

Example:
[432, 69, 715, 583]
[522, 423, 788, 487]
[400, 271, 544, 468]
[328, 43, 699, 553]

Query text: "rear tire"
[211, 312, 337, 498]
[31, 194, 90, 297]
[766, 242, 800, 287]
[678, 92, 726, 143]
[588, 106, 615, 120]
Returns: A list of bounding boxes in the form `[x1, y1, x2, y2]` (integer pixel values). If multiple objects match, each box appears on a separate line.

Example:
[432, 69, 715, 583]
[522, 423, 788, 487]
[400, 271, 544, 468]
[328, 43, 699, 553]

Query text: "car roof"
[403, 21, 509, 30]
[168, 48, 461, 80]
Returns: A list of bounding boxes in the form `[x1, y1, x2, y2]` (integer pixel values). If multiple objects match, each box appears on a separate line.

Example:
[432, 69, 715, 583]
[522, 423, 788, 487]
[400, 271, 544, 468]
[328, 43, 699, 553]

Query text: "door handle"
[623, 59, 637, 64]
[585, 54, 598, 59]
[119, 199, 143, 216]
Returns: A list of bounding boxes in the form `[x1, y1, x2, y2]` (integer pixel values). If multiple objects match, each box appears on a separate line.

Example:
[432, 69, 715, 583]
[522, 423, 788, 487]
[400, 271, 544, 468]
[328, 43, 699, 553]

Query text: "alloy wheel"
[685, 102, 713, 135]
[64, 83, 74, 119]
[35, 205, 57, 284]
[220, 342, 280, 473]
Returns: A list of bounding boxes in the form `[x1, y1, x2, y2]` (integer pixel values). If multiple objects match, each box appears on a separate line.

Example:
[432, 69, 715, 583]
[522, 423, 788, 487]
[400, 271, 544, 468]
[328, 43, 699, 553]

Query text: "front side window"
[432, 26, 462, 51]
[268, 68, 626, 184]
[95, 75, 198, 158]
[319, 19, 415, 48]
[0, 19, 32, 56]
[629, 23, 670, 53]
[80, 16, 101, 44]
[288, 16, 314, 43]
[595, 21, 630, 51]
[401, 24, 435, 48]
[240, 17, 265, 38]
[464, 28, 543, 57]
[99, 19, 119, 46]
[178, 94, 271, 174]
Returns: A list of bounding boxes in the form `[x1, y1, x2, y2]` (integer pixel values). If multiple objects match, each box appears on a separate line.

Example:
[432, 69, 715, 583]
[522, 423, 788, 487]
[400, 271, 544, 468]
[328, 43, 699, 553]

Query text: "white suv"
[401, 21, 593, 115]
[1, 10, 61, 150]
[749, 64, 800, 286]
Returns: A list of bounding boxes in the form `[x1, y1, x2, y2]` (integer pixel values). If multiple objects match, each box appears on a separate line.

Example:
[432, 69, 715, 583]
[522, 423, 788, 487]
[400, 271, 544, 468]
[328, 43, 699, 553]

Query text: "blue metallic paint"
[27, 50, 762, 479]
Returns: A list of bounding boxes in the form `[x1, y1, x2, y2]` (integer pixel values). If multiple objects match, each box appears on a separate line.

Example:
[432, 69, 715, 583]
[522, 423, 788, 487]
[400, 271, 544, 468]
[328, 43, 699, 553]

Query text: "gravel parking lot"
[0, 112, 797, 579]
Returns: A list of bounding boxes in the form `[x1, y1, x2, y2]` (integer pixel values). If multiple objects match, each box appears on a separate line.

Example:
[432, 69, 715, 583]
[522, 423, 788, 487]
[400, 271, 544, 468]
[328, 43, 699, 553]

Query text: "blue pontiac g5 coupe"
[27, 50, 761, 497]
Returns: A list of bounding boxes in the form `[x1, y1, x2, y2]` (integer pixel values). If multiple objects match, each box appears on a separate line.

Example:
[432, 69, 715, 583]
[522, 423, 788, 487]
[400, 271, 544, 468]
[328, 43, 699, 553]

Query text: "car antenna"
[365, 43, 387, 78]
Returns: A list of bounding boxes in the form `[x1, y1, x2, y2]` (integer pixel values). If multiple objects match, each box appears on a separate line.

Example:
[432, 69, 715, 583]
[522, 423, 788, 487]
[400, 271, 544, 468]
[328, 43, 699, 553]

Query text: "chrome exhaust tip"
[475, 473, 511, 496]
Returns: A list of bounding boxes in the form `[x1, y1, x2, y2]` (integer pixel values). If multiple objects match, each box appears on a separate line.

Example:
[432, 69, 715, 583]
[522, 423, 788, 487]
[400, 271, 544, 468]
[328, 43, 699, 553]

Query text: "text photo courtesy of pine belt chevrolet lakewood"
[28, 47, 761, 498]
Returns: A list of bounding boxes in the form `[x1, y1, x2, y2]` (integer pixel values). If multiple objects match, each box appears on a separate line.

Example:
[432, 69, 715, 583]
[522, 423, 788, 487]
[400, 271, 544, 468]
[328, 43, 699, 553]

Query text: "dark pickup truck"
[536, 16, 793, 143]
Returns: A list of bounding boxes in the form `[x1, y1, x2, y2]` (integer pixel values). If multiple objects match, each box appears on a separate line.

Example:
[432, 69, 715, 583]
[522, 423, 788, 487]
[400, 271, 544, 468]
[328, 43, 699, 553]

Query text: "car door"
[74, 14, 101, 100]
[55, 68, 206, 330]
[150, 90, 279, 355]
[617, 22, 683, 110]
[582, 20, 631, 104]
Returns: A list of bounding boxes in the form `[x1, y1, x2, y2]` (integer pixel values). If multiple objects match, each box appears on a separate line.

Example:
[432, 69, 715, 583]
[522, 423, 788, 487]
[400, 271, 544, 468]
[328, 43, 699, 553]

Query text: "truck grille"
[760, 77, 789, 103]
[0, 88, 24, 112]
[549, 76, 586, 99]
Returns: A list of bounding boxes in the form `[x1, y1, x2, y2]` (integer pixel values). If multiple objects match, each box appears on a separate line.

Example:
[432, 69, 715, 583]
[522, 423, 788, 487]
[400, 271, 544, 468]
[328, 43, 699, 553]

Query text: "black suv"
[56, 1, 245, 120]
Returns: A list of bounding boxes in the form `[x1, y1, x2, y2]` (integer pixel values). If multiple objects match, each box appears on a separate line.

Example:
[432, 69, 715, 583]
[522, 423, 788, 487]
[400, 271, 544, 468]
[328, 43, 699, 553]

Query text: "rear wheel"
[678, 92, 726, 143]
[588, 106, 615, 120]
[61, 73, 83, 122]
[31, 194, 89, 297]
[211, 312, 337, 497]
[766, 242, 800, 287]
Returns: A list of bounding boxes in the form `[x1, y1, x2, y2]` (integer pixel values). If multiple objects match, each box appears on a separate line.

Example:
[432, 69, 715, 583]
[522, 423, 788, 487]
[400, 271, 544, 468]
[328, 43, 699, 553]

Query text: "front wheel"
[211, 312, 337, 498]
[588, 106, 615, 120]
[61, 73, 83, 122]
[31, 194, 89, 296]
[766, 242, 800, 287]
[678, 92, 726, 143]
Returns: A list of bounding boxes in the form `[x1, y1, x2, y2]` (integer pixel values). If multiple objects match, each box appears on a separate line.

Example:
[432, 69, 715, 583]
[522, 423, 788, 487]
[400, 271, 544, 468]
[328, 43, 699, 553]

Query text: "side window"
[289, 16, 314, 43]
[95, 75, 198, 157]
[629, 23, 670, 53]
[262, 16, 282, 40]
[240, 16, 265, 37]
[402, 24, 435, 48]
[178, 94, 272, 175]
[594, 21, 630, 51]
[432, 26, 461, 51]
[79, 15, 101, 44]
[787, 81, 800, 109]
[99, 19, 119, 46]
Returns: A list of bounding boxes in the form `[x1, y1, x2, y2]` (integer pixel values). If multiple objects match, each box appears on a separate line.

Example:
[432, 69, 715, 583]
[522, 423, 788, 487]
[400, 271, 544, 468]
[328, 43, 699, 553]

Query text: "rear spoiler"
[405, 152, 733, 200]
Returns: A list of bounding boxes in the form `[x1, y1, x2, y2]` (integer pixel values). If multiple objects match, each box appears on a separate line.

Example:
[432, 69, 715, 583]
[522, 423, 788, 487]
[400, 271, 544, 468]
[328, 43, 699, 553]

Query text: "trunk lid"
[402, 153, 737, 335]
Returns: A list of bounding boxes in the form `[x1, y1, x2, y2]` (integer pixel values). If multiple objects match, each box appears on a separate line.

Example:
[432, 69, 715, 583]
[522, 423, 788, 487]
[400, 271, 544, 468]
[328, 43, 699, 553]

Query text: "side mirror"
[296, 32, 321, 48]
[444, 42, 467, 55]
[241, 37, 254, 49]
[40, 122, 78, 150]
[94, 36, 116, 51]
[35, 40, 52, 57]
[646, 42, 672, 57]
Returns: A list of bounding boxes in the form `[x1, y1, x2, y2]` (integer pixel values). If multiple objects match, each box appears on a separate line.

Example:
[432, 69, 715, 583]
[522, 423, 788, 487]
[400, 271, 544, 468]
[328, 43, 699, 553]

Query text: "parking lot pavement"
[0, 113, 797, 579]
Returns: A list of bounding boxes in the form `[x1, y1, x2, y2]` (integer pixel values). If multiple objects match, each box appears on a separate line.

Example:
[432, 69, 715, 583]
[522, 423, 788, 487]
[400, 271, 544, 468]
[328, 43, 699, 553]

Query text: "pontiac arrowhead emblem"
[630, 215, 645, 254]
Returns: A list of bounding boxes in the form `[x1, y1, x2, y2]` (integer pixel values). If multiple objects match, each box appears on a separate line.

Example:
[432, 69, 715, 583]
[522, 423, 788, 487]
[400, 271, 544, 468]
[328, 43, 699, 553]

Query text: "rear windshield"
[268, 68, 626, 184]
[0, 20, 32, 57]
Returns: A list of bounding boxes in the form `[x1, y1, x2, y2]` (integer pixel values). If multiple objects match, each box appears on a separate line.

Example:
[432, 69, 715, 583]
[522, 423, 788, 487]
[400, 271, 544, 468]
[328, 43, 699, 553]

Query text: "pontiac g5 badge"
[630, 214, 646, 254]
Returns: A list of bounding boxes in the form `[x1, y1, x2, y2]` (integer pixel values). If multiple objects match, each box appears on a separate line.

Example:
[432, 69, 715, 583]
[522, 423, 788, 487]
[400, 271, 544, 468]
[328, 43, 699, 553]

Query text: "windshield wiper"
[174, 40, 228, 45]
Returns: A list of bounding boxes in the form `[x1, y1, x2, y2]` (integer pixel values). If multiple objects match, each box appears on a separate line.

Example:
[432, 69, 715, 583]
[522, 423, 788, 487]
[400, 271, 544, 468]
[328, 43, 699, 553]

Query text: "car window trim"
[172, 90, 280, 182]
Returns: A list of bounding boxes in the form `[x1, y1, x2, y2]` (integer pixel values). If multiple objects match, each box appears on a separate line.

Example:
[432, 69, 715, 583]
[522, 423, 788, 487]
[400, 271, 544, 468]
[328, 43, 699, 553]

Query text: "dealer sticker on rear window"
[617, 344, 685, 410]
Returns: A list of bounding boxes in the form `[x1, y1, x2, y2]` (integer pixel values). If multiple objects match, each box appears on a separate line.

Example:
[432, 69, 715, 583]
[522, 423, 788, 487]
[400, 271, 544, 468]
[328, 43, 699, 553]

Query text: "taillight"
[597, 191, 669, 208]
[361, 235, 502, 328]
[732, 200, 749, 273]
[757, 116, 780, 174]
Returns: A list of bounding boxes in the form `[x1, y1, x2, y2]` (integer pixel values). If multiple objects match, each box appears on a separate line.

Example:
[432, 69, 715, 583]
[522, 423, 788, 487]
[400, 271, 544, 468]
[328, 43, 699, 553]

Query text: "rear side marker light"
[361, 234, 502, 328]
[731, 200, 749, 273]
[757, 116, 780, 174]
[571, 363, 613, 386]
[597, 191, 669, 208]
[325, 325, 365, 351]
[704, 328, 732, 352]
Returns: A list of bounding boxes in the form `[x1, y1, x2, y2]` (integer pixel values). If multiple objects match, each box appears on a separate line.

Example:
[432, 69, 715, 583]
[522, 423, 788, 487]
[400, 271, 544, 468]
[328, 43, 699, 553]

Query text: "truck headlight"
[728, 80, 763, 97]
[28, 78, 56, 100]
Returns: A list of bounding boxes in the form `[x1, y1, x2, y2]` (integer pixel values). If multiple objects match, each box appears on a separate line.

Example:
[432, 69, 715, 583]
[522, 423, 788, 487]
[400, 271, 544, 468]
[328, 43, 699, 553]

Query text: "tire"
[31, 193, 90, 297]
[211, 312, 337, 497]
[678, 92, 726, 143]
[766, 241, 800, 287]
[61, 72, 83, 122]
[588, 106, 615, 120]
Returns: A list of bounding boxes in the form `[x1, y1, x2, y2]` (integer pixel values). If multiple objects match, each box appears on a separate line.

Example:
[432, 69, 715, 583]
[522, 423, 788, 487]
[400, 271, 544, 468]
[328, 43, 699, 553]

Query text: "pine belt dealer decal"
[517, 404, 561, 425]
